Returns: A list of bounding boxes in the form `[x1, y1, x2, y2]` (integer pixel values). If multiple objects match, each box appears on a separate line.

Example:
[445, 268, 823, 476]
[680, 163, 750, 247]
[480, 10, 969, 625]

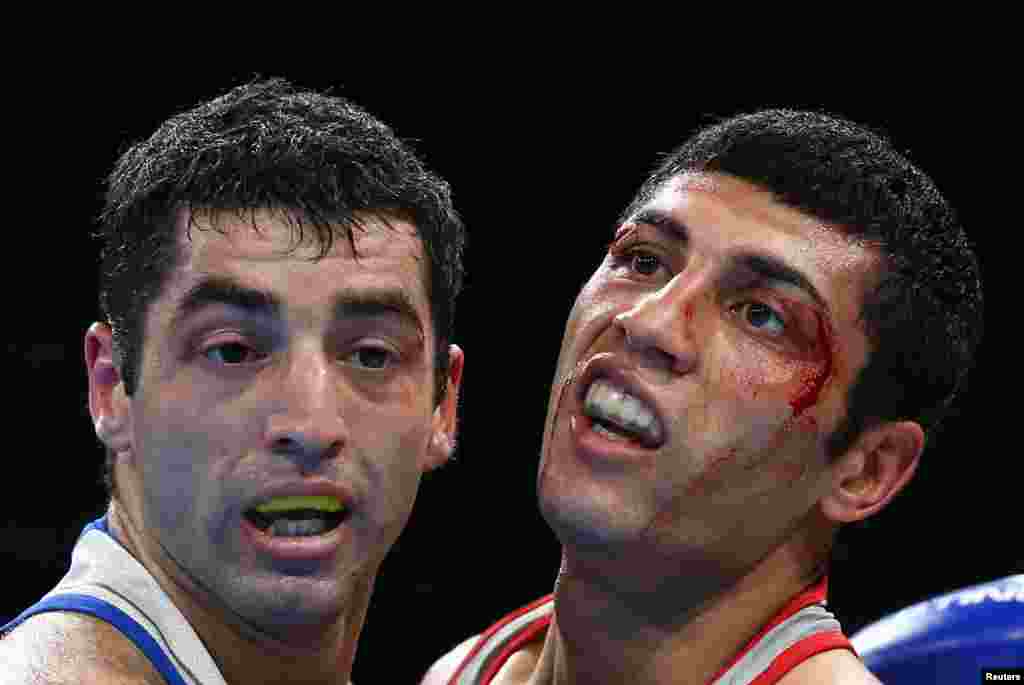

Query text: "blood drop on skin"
[788, 311, 833, 416]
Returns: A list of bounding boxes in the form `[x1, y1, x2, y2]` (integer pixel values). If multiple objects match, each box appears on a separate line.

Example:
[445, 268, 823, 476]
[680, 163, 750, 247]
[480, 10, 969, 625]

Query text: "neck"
[536, 526, 831, 685]
[108, 501, 362, 685]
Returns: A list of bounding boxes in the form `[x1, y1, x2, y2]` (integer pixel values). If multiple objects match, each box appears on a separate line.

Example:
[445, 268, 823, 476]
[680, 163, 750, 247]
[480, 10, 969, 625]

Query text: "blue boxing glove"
[851, 574, 1022, 683]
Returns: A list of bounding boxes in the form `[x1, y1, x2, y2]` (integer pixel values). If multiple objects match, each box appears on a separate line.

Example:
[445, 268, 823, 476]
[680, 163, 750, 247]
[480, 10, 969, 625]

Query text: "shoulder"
[421, 631, 547, 685]
[777, 648, 882, 684]
[420, 634, 480, 685]
[421, 596, 555, 685]
[0, 612, 163, 685]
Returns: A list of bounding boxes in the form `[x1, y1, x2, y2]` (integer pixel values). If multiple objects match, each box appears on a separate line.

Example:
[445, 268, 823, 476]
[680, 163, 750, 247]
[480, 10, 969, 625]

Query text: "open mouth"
[582, 378, 665, 448]
[244, 495, 348, 538]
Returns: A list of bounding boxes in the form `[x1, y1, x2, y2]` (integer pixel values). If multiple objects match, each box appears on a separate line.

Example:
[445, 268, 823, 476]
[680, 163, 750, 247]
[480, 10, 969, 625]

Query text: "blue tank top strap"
[82, 514, 112, 538]
[1, 517, 190, 685]
[0, 515, 112, 634]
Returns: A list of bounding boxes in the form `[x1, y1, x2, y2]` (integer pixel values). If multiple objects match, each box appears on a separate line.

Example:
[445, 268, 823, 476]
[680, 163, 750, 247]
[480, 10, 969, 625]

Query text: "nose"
[263, 344, 347, 465]
[613, 273, 699, 375]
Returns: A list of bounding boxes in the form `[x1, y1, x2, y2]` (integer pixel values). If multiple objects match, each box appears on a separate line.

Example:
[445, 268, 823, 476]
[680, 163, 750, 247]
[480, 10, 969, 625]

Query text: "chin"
[223, 570, 352, 635]
[537, 477, 653, 555]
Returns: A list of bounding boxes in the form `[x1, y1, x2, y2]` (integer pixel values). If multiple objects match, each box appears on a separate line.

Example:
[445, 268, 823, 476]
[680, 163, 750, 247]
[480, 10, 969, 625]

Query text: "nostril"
[269, 432, 344, 463]
[617, 312, 695, 375]
[271, 435, 301, 453]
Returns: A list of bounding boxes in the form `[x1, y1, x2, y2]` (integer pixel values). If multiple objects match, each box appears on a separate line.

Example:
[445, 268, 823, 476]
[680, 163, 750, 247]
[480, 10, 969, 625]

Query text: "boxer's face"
[109, 209, 460, 642]
[538, 173, 879, 577]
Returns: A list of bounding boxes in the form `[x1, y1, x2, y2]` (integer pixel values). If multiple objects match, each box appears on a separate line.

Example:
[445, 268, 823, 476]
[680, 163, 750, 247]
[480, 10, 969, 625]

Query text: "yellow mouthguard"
[255, 495, 344, 514]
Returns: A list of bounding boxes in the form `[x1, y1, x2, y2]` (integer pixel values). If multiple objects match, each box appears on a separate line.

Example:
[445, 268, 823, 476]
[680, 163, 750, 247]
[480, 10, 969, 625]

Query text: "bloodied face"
[537, 173, 881, 576]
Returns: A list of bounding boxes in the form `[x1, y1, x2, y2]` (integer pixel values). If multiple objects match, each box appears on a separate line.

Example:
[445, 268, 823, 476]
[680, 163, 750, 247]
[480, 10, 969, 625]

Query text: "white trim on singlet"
[455, 601, 553, 685]
[716, 603, 841, 685]
[7, 523, 227, 685]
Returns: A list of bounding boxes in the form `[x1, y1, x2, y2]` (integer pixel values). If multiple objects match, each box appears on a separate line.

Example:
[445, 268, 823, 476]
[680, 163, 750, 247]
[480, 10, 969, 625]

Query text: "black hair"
[623, 109, 983, 456]
[97, 77, 465, 493]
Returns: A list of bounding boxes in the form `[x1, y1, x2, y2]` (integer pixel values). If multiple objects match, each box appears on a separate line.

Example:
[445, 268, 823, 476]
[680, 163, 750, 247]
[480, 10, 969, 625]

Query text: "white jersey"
[447, 577, 853, 685]
[2, 517, 227, 685]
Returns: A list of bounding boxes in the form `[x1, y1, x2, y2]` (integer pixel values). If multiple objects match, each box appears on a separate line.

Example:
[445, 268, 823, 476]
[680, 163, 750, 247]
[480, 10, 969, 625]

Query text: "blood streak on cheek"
[544, 361, 582, 456]
[788, 311, 834, 417]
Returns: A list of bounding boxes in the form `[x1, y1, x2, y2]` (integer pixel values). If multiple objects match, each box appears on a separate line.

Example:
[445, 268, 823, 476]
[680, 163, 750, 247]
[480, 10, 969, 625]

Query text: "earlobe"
[423, 344, 465, 472]
[85, 323, 132, 453]
[426, 433, 453, 466]
[820, 420, 923, 524]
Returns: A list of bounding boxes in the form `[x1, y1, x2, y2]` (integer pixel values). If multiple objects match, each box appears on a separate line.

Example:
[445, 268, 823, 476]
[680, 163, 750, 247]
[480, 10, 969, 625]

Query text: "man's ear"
[85, 323, 132, 454]
[820, 420, 924, 524]
[422, 344, 465, 472]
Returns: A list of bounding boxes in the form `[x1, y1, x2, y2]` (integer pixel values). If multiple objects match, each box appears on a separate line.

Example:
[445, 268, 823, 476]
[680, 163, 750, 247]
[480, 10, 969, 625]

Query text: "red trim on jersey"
[747, 630, 854, 685]
[448, 594, 553, 685]
[477, 613, 552, 685]
[450, 576, 853, 685]
[706, 576, 830, 683]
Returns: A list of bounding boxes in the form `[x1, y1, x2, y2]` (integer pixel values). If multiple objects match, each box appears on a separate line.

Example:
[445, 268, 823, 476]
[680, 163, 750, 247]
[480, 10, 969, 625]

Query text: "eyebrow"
[630, 209, 690, 243]
[630, 209, 827, 311]
[728, 252, 828, 311]
[172, 276, 281, 330]
[171, 276, 425, 340]
[332, 290, 424, 341]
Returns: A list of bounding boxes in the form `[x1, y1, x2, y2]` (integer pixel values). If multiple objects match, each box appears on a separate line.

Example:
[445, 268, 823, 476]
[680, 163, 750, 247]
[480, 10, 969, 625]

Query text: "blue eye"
[741, 302, 785, 335]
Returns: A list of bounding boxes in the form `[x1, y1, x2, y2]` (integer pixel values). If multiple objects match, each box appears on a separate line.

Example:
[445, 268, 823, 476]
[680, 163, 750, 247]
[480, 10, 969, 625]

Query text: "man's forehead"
[177, 207, 425, 262]
[645, 173, 819, 231]
[153, 208, 431, 322]
[639, 173, 882, 268]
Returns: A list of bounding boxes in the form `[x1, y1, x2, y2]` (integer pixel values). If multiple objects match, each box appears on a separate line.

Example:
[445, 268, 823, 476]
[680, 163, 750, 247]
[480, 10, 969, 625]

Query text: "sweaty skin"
[424, 172, 895, 685]
[5, 208, 464, 685]
[539, 175, 870, 568]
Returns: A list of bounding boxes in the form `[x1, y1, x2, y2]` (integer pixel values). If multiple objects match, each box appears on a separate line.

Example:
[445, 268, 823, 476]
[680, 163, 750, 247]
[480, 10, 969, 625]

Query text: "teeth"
[268, 518, 329, 537]
[584, 379, 663, 444]
[256, 495, 344, 514]
[249, 495, 347, 537]
[592, 421, 632, 442]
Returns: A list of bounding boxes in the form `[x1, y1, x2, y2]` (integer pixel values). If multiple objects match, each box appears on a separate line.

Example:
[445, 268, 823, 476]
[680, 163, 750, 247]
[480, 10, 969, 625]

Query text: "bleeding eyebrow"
[171, 276, 281, 329]
[728, 252, 828, 311]
[628, 209, 690, 243]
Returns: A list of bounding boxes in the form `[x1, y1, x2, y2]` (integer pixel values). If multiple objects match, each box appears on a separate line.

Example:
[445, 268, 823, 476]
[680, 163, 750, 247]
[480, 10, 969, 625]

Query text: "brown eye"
[632, 252, 661, 276]
[204, 342, 262, 365]
[345, 344, 398, 370]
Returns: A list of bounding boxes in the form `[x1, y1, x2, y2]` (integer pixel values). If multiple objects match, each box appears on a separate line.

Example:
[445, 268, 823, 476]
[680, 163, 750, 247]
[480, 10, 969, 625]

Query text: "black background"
[3, 54, 1016, 683]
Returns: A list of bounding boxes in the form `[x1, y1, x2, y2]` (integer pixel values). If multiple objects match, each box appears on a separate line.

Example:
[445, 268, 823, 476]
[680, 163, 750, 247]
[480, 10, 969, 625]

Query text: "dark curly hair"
[622, 109, 983, 457]
[97, 77, 466, 493]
